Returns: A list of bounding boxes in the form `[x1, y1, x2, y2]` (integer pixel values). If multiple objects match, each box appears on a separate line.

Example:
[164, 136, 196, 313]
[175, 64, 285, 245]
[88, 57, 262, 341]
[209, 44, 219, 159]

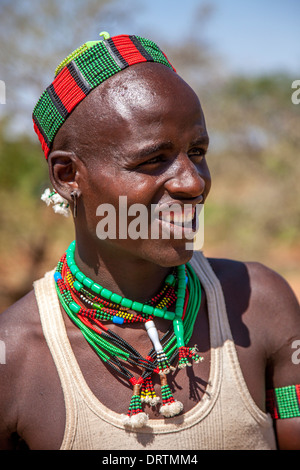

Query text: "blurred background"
[0, 0, 299, 311]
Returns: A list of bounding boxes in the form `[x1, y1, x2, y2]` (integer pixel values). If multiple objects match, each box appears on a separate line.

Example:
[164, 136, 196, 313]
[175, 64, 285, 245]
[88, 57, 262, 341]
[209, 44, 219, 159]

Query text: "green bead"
[132, 301, 143, 312]
[175, 309, 183, 318]
[69, 240, 76, 252]
[177, 265, 186, 279]
[83, 277, 93, 289]
[101, 288, 112, 300]
[163, 310, 175, 321]
[73, 280, 83, 291]
[120, 297, 132, 308]
[176, 298, 185, 308]
[142, 305, 154, 315]
[110, 293, 122, 304]
[153, 307, 164, 318]
[75, 271, 85, 283]
[70, 264, 79, 276]
[175, 306, 183, 317]
[165, 274, 175, 286]
[91, 283, 102, 295]
[177, 291, 185, 299]
[70, 301, 81, 314]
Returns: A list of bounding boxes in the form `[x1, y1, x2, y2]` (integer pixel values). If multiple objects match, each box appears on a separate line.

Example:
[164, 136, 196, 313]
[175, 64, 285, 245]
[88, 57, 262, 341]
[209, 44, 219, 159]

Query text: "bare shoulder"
[0, 289, 41, 355]
[207, 256, 300, 370]
[0, 290, 40, 361]
[207, 256, 299, 317]
[0, 290, 47, 448]
[245, 260, 299, 308]
[242, 260, 299, 335]
[0, 282, 65, 450]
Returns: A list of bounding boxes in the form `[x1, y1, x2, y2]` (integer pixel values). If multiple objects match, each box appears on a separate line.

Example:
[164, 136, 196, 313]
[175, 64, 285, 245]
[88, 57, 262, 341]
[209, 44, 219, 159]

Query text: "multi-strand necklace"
[54, 240, 203, 428]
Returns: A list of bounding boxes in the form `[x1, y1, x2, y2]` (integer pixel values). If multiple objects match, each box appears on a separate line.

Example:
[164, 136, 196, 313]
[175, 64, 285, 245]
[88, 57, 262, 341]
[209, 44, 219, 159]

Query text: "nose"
[164, 153, 210, 200]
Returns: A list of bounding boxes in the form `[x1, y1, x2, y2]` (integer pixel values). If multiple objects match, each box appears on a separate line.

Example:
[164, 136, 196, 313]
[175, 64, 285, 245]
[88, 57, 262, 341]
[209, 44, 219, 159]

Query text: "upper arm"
[247, 262, 300, 449]
[0, 308, 19, 449]
[0, 291, 37, 450]
[253, 263, 300, 387]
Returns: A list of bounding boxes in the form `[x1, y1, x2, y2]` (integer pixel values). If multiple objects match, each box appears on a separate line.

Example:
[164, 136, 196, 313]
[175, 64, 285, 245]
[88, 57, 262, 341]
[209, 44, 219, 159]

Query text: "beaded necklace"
[54, 241, 203, 428]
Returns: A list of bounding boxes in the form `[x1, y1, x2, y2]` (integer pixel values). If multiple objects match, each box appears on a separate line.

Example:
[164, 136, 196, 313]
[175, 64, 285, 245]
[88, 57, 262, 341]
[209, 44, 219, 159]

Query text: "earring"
[41, 188, 70, 217]
[70, 190, 79, 218]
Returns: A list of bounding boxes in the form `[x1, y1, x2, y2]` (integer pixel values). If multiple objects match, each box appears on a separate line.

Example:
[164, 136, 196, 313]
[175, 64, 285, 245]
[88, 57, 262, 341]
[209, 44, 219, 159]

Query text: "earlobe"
[48, 150, 80, 201]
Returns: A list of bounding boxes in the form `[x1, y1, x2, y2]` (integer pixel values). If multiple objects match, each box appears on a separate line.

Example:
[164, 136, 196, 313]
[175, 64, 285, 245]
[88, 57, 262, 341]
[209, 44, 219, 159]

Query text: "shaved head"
[51, 62, 199, 167]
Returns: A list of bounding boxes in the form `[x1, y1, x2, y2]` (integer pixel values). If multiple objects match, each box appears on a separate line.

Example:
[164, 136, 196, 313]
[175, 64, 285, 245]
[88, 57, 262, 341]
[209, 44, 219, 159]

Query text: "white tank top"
[33, 251, 276, 450]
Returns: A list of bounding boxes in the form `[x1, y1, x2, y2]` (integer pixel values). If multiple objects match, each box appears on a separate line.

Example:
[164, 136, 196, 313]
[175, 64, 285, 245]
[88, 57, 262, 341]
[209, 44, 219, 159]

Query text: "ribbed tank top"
[33, 251, 277, 450]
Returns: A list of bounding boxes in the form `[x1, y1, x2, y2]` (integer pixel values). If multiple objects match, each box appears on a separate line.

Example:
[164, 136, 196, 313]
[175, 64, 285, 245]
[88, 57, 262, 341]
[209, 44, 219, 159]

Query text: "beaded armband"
[266, 385, 300, 419]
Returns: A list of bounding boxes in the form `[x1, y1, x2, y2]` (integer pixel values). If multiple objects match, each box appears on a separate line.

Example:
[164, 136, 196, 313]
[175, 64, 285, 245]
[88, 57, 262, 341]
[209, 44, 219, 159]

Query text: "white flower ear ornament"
[41, 188, 70, 217]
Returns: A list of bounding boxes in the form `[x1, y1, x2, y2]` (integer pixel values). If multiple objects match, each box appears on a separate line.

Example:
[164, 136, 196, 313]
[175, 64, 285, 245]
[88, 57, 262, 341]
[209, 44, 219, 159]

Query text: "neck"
[74, 236, 173, 303]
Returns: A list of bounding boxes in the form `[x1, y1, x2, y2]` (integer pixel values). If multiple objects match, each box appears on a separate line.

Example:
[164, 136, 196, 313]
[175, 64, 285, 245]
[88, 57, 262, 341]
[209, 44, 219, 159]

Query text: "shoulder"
[0, 289, 42, 347]
[0, 269, 55, 345]
[206, 255, 300, 361]
[0, 290, 43, 443]
[0, 280, 65, 449]
[0, 289, 43, 393]
[207, 256, 299, 312]
[0, 289, 40, 353]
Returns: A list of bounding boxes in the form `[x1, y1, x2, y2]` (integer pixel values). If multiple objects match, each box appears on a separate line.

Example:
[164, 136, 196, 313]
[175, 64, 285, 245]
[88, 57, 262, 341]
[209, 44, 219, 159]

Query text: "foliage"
[0, 120, 74, 309]
[196, 73, 300, 280]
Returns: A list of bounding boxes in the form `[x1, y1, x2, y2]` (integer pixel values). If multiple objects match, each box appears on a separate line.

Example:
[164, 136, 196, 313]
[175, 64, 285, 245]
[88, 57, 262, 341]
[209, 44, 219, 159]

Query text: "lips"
[150, 201, 203, 243]
[154, 196, 203, 226]
[159, 206, 195, 226]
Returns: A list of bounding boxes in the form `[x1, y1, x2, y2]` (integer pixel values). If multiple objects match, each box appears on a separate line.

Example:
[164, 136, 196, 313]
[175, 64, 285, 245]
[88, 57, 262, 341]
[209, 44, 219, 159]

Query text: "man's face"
[74, 63, 211, 267]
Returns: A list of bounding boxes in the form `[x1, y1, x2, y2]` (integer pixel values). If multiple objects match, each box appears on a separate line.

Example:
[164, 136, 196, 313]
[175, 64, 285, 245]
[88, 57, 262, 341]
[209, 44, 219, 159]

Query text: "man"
[0, 33, 299, 450]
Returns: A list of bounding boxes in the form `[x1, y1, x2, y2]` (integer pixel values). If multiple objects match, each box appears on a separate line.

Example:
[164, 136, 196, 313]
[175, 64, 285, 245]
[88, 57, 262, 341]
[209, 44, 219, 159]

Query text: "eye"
[188, 147, 207, 162]
[139, 155, 167, 166]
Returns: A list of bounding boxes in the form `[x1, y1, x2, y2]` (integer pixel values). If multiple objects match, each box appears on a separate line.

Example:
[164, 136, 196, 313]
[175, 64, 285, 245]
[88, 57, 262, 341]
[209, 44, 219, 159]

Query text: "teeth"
[161, 213, 171, 223]
[160, 208, 195, 225]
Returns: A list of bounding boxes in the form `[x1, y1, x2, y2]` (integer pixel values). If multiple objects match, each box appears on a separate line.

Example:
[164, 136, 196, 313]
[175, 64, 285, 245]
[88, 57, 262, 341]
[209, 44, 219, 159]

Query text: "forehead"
[57, 63, 207, 159]
[99, 63, 202, 120]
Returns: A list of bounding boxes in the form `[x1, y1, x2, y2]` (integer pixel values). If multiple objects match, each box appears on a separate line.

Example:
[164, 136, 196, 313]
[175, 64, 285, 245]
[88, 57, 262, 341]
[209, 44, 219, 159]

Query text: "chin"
[94, 236, 197, 268]
[139, 240, 196, 268]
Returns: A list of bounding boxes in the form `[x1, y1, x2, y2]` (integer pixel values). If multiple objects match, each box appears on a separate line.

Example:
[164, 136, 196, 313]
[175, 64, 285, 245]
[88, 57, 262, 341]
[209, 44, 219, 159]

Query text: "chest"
[20, 288, 266, 449]
[64, 303, 212, 419]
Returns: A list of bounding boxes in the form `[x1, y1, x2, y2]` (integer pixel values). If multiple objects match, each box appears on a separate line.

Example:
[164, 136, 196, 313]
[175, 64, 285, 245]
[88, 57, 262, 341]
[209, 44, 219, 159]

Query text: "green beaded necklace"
[54, 240, 203, 428]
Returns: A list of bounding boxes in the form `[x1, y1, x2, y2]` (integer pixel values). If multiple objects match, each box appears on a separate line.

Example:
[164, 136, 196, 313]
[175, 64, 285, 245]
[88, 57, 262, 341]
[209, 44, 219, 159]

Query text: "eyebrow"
[134, 134, 209, 160]
[189, 135, 210, 148]
[136, 141, 174, 159]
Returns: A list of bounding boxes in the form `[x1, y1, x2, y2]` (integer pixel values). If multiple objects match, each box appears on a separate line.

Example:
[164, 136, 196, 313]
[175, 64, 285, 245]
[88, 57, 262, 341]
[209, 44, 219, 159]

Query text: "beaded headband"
[32, 32, 176, 159]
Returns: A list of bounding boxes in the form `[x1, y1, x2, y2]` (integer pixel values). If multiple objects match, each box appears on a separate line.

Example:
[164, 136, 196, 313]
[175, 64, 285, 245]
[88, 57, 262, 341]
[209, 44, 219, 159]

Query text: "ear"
[48, 150, 82, 202]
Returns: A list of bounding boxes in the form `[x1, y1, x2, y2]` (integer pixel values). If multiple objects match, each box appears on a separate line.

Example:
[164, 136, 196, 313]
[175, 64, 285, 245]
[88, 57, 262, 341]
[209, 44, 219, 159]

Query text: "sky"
[206, 0, 299, 74]
[0, 0, 299, 137]
[129, 0, 300, 76]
